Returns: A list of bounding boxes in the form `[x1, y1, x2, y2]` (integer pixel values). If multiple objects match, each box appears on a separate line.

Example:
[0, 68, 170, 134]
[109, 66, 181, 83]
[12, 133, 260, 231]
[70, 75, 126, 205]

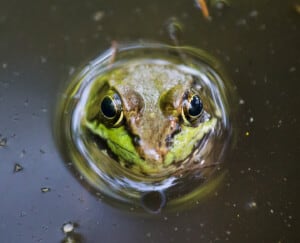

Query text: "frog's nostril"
[132, 135, 141, 146]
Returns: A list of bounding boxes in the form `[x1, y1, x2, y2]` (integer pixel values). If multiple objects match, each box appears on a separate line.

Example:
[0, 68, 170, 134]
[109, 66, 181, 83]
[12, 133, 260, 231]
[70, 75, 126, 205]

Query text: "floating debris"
[69, 66, 75, 76]
[93, 11, 104, 22]
[61, 231, 83, 243]
[211, 0, 230, 10]
[249, 10, 258, 18]
[62, 222, 75, 234]
[109, 41, 118, 65]
[196, 0, 231, 18]
[19, 150, 26, 158]
[166, 17, 184, 45]
[14, 163, 23, 173]
[246, 201, 257, 210]
[0, 137, 7, 147]
[62, 236, 78, 243]
[61, 222, 83, 243]
[195, 0, 210, 20]
[41, 107, 48, 113]
[41, 187, 51, 193]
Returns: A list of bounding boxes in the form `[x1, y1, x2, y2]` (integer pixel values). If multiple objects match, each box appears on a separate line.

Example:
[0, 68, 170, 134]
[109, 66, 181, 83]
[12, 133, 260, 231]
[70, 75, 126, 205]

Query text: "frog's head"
[85, 64, 216, 174]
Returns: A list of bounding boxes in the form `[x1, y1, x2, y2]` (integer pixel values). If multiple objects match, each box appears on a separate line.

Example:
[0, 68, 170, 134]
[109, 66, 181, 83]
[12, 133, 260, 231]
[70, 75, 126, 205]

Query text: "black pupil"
[101, 96, 116, 118]
[188, 95, 203, 116]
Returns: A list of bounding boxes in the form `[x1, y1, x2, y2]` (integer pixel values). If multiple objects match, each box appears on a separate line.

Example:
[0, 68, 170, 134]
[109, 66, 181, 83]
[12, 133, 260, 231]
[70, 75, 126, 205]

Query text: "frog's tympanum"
[84, 63, 217, 175]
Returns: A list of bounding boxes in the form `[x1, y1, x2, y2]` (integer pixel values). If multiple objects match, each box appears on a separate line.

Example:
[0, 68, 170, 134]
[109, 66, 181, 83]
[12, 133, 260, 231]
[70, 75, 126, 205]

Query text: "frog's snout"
[136, 142, 167, 164]
[129, 114, 180, 164]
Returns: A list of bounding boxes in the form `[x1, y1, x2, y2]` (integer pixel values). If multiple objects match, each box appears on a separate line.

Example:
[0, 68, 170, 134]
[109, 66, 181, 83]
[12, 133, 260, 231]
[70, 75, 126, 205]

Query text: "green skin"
[85, 63, 217, 174]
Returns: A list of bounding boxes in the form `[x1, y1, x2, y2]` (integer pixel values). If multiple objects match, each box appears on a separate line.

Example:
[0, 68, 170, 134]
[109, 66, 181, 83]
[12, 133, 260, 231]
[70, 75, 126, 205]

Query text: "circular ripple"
[55, 43, 234, 212]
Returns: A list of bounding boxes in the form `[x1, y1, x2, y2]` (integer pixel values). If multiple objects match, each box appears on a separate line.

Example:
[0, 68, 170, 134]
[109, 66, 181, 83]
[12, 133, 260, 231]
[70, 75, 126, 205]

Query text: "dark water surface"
[0, 0, 299, 242]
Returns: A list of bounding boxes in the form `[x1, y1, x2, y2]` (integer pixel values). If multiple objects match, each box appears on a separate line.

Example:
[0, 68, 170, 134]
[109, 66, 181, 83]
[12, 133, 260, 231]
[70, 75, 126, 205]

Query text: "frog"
[84, 62, 217, 175]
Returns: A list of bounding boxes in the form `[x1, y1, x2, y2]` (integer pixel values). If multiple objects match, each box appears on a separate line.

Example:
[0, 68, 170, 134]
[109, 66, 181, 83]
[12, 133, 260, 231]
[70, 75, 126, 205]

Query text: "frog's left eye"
[99, 92, 123, 127]
[181, 92, 203, 125]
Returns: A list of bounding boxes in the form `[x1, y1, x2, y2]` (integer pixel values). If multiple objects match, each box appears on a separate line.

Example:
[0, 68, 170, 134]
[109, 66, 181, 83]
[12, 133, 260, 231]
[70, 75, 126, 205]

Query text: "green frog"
[84, 62, 217, 175]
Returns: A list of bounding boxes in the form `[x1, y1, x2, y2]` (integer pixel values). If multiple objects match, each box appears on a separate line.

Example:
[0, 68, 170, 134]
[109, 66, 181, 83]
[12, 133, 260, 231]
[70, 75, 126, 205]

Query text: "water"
[0, 0, 299, 242]
[56, 43, 234, 212]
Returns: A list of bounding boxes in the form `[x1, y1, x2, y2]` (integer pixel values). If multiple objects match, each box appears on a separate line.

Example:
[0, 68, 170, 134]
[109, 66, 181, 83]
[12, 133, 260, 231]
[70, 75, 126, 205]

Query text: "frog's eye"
[99, 92, 123, 127]
[181, 92, 203, 125]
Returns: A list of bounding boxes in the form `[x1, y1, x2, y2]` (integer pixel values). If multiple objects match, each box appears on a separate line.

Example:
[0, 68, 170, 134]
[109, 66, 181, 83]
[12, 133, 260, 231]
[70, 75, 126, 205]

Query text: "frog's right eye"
[181, 91, 204, 125]
[99, 92, 123, 127]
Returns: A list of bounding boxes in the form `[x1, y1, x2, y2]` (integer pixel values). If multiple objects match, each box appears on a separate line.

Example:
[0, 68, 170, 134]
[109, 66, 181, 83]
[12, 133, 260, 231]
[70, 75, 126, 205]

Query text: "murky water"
[56, 43, 234, 212]
[0, 0, 299, 242]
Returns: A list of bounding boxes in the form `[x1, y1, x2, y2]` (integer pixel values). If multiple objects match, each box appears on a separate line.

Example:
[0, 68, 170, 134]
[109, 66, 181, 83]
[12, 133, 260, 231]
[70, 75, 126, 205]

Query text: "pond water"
[0, 0, 299, 242]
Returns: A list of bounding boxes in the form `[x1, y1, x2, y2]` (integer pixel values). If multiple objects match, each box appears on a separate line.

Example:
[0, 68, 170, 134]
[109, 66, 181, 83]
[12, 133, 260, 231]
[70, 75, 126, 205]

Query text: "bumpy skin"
[85, 63, 216, 174]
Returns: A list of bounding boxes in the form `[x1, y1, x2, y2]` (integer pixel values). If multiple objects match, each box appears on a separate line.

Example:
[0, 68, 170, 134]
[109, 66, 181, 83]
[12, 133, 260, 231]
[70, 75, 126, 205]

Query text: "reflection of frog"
[84, 63, 217, 174]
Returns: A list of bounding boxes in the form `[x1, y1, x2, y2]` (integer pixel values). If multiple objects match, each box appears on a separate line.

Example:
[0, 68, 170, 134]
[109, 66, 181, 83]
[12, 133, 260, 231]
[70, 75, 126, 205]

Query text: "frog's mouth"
[87, 117, 217, 174]
[90, 130, 165, 172]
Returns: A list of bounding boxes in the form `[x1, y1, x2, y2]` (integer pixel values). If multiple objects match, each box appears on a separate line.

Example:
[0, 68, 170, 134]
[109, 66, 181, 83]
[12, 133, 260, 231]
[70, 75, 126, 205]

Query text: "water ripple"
[55, 42, 235, 213]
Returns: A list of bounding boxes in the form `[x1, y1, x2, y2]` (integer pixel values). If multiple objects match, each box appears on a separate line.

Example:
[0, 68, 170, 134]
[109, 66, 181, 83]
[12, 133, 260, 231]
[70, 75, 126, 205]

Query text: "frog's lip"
[106, 126, 210, 165]
[107, 139, 168, 166]
[104, 135, 218, 176]
[108, 140, 198, 170]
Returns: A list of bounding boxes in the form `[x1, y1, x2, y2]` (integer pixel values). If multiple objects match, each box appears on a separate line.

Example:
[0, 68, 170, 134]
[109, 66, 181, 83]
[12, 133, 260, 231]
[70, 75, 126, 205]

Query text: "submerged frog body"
[85, 63, 217, 175]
